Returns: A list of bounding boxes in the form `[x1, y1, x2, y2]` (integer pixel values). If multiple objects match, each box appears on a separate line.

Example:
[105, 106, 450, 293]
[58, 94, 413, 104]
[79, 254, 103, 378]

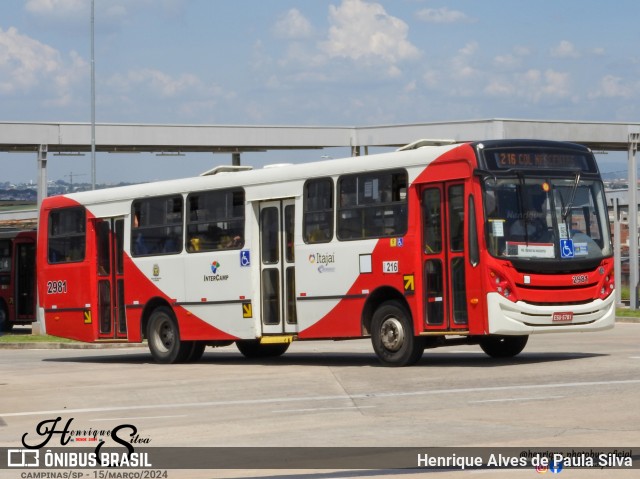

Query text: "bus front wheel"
[479, 335, 529, 358]
[147, 307, 191, 364]
[371, 301, 425, 367]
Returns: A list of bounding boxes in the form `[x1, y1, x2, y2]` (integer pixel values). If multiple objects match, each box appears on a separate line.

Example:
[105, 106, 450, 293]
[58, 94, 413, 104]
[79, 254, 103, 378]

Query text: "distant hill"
[0, 200, 36, 210]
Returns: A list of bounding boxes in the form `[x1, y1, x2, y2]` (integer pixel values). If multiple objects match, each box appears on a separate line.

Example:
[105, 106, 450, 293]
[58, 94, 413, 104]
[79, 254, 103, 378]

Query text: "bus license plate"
[552, 312, 573, 322]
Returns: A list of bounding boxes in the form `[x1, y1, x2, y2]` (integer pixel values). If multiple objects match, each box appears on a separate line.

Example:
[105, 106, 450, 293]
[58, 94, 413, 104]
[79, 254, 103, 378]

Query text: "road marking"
[89, 415, 189, 422]
[630, 356, 640, 359]
[469, 396, 564, 404]
[3, 379, 640, 418]
[272, 406, 376, 414]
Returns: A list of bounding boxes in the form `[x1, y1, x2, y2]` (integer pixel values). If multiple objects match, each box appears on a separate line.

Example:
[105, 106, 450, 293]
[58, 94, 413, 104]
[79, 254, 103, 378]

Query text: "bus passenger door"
[95, 217, 127, 339]
[421, 183, 469, 331]
[259, 199, 297, 335]
[14, 236, 36, 320]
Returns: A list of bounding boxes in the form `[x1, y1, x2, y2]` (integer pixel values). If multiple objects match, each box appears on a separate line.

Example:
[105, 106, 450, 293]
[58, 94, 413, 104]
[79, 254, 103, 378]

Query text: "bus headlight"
[489, 270, 518, 303]
[599, 273, 614, 300]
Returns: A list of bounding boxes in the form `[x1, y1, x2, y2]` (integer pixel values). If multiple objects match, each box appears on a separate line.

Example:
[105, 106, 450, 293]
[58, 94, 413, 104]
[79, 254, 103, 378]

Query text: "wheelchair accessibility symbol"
[240, 250, 251, 267]
[560, 239, 574, 258]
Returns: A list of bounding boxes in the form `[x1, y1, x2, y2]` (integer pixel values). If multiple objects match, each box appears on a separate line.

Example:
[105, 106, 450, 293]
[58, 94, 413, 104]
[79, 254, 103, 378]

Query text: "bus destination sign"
[484, 149, 594, 172]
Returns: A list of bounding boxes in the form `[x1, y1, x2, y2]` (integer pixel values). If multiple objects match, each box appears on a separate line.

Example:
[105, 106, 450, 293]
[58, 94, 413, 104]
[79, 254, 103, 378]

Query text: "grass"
[0, 333, 78, 343]
[615, 308, 640, 318]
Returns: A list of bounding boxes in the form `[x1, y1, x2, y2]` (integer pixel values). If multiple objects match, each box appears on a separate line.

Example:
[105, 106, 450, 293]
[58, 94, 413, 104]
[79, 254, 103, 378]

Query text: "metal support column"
[35, 144, 48, 335]
[628, 133, 639, 309]
[613, 198, 621, 306]
[232, 152, 241, 166]
[37, 144, 48, 213]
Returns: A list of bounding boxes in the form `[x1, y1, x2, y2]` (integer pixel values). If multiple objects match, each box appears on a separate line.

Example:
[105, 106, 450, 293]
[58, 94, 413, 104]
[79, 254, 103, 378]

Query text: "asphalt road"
[1, 324, 639, 479]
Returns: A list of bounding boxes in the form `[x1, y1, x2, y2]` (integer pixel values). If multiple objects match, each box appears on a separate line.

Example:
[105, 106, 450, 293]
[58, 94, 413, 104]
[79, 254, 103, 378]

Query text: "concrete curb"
[615, 317, 640, 323]
[0, 342, 146, 350]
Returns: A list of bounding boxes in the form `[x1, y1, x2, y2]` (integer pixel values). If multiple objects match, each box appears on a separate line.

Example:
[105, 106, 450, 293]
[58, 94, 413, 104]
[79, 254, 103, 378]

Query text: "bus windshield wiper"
[562, 171, 581, 221]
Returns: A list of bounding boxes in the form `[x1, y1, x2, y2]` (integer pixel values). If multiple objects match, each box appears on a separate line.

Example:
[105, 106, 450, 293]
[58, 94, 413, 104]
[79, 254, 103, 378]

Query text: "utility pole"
[90, 0, 96, 190]
[64, 172, 87, 190]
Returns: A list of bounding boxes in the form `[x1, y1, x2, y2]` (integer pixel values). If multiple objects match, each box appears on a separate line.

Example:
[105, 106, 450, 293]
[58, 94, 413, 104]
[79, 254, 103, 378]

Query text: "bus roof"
[47, 141, 467, 207]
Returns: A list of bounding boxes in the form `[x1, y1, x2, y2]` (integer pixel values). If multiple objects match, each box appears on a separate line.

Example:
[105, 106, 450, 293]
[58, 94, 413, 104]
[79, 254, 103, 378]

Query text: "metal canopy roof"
[1, 118, 639, 154]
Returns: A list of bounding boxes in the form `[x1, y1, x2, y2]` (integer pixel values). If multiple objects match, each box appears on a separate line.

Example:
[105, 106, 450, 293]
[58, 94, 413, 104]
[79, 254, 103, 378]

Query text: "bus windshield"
[483, 176, 611, 261]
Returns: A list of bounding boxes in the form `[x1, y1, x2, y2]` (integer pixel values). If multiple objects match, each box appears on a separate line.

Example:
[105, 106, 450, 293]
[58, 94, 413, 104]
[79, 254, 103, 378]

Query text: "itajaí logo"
[308, 252, 336, 273]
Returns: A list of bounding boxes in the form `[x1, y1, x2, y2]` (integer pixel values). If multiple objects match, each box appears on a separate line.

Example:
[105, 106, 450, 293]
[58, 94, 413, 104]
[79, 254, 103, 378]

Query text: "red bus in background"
[37, 140, 615, 365]
[0, 229, 37, 332]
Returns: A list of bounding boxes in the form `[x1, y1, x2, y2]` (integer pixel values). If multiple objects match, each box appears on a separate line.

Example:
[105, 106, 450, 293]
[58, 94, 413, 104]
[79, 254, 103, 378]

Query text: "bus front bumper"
[486, 292, 616, 335]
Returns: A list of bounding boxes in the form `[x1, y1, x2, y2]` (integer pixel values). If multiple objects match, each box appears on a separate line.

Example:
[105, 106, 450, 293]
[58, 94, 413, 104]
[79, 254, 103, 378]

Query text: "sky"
[1, 0, 639, 184]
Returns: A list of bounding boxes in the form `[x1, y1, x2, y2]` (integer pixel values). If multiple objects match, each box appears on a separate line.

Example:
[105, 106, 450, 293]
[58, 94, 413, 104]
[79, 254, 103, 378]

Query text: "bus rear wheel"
[371, 301, 425, 367]
[147, 307, 191, 364]
[479, 335, 529, 358]
[236, 340, 290, 358]
[0, 304, 12, 333]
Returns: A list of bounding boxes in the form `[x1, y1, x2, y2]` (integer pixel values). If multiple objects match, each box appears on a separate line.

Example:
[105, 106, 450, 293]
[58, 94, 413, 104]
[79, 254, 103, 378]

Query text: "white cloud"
[513, 46, 531, 56]
[404, 80, 417, 92]
[484, 80, 515, 97]
[422, 70, 439, 88]
[540, 69, 571, 97]
[107, 69, 203, 97]
[493, 54, 519, 68]
[416, 7, 475, 24]
[493, 45, 531, 69]
[550, 40, 579, 59]
[485, 68, 572, 103]
[24, 0, 90, 23]
[95, 67, 243, 123]
[588, 75, 635, 99]
[320, 0, 420, 66]
[273, 9, 313, 39]
[25, 0, 87, 15]
[451, 41, 478, 78]
[0, 26, 86, 102]
[25, 0, 186, 25]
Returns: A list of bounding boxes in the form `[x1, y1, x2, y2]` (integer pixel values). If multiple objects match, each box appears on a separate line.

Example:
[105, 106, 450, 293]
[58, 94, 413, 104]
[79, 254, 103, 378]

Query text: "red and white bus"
[37, 139, 615, 366]
[0, 229, 37, 332]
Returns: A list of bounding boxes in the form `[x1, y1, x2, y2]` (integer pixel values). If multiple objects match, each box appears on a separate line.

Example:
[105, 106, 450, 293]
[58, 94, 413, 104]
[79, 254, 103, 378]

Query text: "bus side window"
[131, 196, 183, 257]
[448, 185, 464, 252]
[303, 178, 333, 244]
[0, 240, 10, 285]
[48, 207, 86, 264]
[0, 240, 11, 273]
[186, 189, 245, 253]
[337, 169, 407, 240]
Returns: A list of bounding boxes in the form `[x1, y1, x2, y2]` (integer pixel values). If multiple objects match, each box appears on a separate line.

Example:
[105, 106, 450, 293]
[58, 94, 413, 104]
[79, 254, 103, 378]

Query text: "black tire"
[146, 306, 190, 364]
[479, 335, 529, 358]
[371, 301, 425, 367]
[0, 304, 12, 333]
[236, 339, 290, 358]
[184, 341, 206, 362]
